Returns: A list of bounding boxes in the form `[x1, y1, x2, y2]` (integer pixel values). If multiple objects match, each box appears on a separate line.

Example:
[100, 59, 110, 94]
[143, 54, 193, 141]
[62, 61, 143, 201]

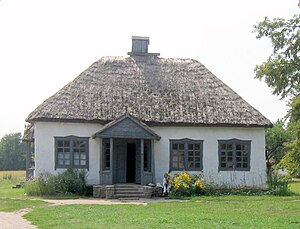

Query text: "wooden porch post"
[110, 138, 113, 184]
[99, 138, 103, 184]
[25, 142, 31, 179]
[140, 139, 144, 185]
[151, 139, 155, 183]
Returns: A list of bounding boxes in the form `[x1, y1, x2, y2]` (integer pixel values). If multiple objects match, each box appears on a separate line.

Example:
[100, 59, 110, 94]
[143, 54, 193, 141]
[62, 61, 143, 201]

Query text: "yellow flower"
[195, 179, 204, 189]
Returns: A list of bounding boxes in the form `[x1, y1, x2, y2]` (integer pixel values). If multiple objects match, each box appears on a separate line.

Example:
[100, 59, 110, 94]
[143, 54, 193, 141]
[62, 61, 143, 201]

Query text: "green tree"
[254, 12, 300, 177]
[254, 14, 300, 99]
[0, 133, 26, 170]
[280, 95, 300, 176]
[265, 120, 290, 164]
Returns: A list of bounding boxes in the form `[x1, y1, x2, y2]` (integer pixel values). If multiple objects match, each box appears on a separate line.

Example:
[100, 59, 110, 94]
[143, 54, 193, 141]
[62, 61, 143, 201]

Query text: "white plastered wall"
[34, 122, 266, 187]
[152, 126, 267, 187]
[34, 122, 103, 185]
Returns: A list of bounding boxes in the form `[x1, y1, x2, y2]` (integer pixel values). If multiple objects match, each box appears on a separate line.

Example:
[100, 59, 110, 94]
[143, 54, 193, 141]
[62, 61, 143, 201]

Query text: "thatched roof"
[22, 124, 34, 142]
[26, 55, 272, 127]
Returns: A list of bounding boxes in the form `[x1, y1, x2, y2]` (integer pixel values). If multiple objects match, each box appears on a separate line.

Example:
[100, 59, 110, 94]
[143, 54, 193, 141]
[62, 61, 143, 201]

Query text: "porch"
[93, 113, 161, 187]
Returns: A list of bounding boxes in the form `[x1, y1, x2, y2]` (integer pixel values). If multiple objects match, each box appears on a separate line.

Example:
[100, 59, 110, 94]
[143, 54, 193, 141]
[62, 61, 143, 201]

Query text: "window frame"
[55, 136, 89, 170]
[169, 139, 203, 171]
[218, 139, 251, 172]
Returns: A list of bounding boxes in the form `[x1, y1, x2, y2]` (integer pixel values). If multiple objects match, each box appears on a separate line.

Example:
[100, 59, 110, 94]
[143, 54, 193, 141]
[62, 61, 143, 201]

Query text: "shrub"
[24, 168, 87, 196]
[266, 170, 291, 196]
[170, 172, 205, 197]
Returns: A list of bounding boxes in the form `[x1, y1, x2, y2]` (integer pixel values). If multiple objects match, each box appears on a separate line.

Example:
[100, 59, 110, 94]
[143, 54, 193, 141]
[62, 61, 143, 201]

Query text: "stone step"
[115, 188, 142, 192]
[114, 185, 143, 189]
[115, 193, 145, 198]
[115, 190, 144, 194]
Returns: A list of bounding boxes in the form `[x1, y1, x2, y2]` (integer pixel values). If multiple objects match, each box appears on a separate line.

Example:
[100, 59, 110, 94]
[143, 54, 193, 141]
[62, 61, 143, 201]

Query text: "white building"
[25, 36, 272, 189]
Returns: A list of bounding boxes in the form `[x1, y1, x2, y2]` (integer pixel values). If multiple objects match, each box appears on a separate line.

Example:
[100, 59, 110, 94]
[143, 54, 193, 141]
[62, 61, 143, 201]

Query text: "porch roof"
[93, 112, 161, 140]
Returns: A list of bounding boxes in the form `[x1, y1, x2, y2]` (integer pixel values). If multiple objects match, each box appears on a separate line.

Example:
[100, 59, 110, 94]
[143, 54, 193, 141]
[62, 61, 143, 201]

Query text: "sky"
[0, 0, 299, 138]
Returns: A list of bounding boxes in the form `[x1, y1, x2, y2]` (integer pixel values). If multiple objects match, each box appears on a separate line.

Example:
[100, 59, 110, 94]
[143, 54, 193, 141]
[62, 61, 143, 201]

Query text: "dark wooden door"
[126, 143, 136, 183]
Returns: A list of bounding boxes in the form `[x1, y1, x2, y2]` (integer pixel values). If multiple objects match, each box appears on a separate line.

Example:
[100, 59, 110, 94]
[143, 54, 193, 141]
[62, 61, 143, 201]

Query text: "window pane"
[195, 163, 200, 168]
[236, 152, 241, 156]
[227, 144, 232, 150]
[195, 144, 200, 150]
[188, 144, 193, 150]
[172, 144, 178, 150]
[221, 163, 226, 168]
[58, 159, 64, 165]
[178, 162, 184, 168]
[221, 144, 226, 150]
[80, 160, 86, 166]
[179, 144, 184, 150]
[64, 141, 70, 147]
[188, 162, 194, 168]
[188, 151, 193, 157]
[242, 144, 248, 150]
[65, 153, 70, 159]
[228, 152, 232, 156]
[81, 153, 86, 160]
[65, 160, 70, 165]
[58, 153, 64, 159]
[236, 163, 241, 168]
[236, 144, 241, 150]
[195, 151, 200, 157]
[57, 141, 63, 147]
[243, 163, 248, 168]
[74, 159, 79, 166]
[188, 157, 193, 162]
[74, 153, 79, 159]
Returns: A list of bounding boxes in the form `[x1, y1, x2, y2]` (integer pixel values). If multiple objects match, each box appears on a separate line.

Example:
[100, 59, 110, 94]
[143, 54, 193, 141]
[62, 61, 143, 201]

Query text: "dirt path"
[0, 208, 37, 229]
[42, 197, 181, 206]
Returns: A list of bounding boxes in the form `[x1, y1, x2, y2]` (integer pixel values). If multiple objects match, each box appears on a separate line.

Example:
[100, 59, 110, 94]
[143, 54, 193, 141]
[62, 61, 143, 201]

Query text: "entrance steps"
[93, 184, 154, 199]
[114, 184, 145, 199]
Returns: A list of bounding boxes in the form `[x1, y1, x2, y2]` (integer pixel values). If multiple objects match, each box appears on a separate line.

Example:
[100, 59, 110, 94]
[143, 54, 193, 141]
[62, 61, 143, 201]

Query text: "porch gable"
[93, 113, 160, 140]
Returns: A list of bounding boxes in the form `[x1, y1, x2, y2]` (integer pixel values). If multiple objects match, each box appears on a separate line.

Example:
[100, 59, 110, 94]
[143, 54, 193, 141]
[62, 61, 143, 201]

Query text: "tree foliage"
[0, 133, 26, 170]
[254, 12, 300, 177]
[265, 120, 290, 164]
[254, 14, 300, 99]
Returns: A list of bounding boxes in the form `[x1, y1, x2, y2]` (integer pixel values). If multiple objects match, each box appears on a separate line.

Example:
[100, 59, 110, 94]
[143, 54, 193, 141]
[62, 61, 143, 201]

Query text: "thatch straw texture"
[26, 56, 272, 127]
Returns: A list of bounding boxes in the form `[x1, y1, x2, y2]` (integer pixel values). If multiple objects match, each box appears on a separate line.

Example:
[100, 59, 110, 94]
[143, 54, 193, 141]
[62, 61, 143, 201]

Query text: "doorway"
[126, 143, 136, 183]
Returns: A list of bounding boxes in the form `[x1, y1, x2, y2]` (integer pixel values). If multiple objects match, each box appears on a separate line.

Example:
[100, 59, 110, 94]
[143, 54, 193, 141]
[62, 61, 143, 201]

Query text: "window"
[103, 138, 111, 170]
[170, 139, 203, 171]
[218, 139, 251, 171]
[55, 136, 89, 169]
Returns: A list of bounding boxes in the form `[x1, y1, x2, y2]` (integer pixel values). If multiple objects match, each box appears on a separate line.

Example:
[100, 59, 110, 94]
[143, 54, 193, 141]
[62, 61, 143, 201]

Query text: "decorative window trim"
[169, 138, 203, 171]
[218, 139, 251, 172]
[55, 136, 89, 170]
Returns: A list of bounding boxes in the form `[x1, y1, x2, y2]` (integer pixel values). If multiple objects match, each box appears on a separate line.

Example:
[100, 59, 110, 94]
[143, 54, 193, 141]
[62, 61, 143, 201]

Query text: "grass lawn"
[25, 195, 300, 229]
[1, 171, 299, 228]
[0, 172, 46, 212]
[25, 182, 300, 229]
